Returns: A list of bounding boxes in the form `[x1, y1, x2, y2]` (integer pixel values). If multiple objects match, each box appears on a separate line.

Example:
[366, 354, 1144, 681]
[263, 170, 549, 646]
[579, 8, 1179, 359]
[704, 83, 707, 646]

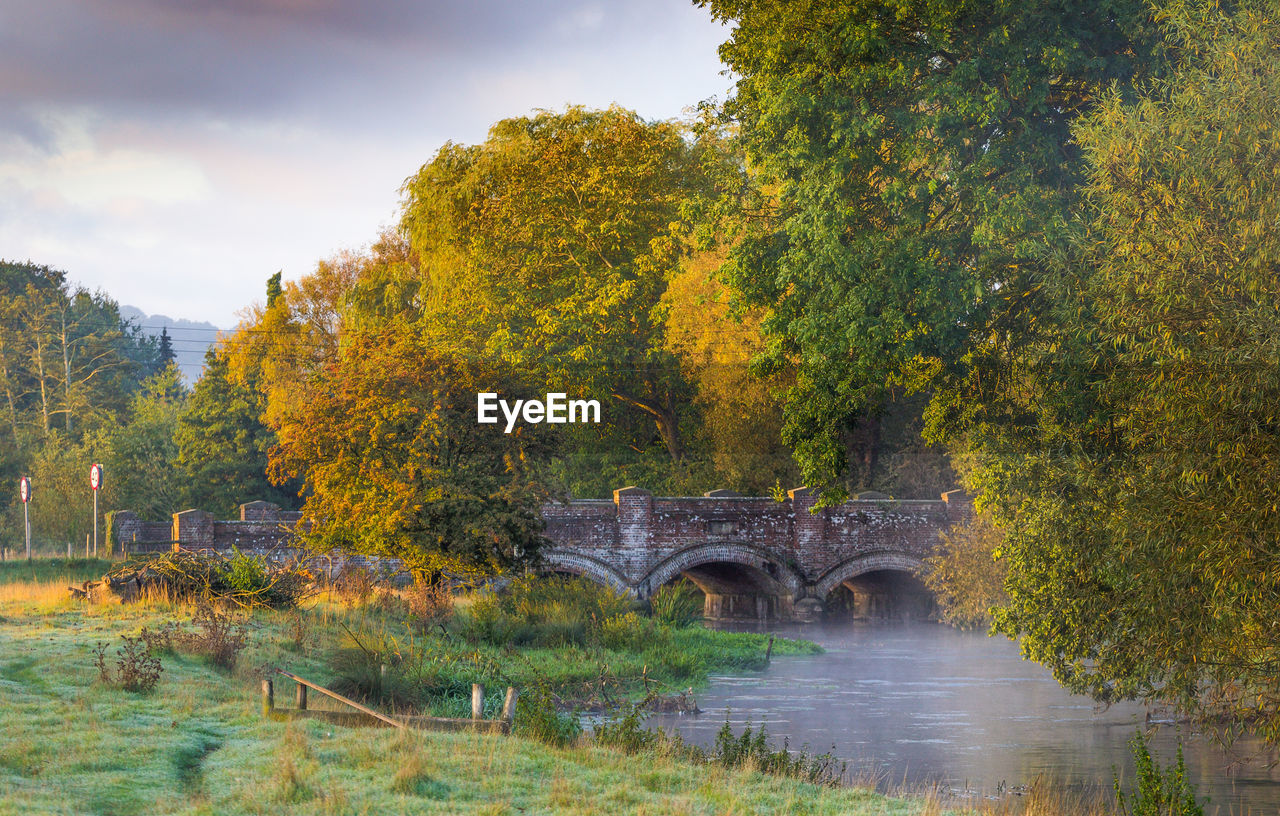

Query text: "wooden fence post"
[501, 687, 519, 724]
[296, 681, 307, 711]
[471, 683, 485, 720]
[261, 678, 274, 717]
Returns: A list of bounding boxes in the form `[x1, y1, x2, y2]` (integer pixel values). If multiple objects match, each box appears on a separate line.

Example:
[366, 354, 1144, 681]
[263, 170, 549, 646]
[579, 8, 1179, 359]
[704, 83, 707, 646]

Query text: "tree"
[0, 261, 156, 543]
[400, 106, 722, 464]
[968, 0, 1280, 741]
[662, 247, 798, 493]
[156, 327, 176, 372]
[176, 348, 294, 517]
[93, 365, 187, 521]
[266, 271, 284, 309]
[919, 512, 1007, 630]
[696, 0, 1163, 499]
[269, 325, 552, 579]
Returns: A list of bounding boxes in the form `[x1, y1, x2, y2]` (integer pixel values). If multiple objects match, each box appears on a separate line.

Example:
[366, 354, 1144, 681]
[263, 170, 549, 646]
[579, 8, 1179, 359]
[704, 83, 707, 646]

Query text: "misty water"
[648, 622, 1280, 815]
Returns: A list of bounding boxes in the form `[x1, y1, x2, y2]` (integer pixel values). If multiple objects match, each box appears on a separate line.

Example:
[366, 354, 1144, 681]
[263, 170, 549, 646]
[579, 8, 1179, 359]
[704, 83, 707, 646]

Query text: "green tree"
[176, 348, 294, 517]
[269, 325, 552, 579]
[696, 0, 1163, 499]
[156, 327, 176, 373]
[93, 365, 187, 521]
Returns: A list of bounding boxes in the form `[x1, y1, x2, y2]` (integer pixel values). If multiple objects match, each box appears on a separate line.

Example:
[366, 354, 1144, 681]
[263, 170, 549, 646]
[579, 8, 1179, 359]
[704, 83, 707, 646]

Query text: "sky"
[0, 0, 734, 328]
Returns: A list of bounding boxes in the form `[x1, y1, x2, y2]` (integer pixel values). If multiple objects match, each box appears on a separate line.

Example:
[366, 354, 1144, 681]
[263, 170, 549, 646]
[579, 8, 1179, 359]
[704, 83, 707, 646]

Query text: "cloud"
[0, 0, 732, 325]
[0, 112, 211, 209]
[0, 0, 718, 125]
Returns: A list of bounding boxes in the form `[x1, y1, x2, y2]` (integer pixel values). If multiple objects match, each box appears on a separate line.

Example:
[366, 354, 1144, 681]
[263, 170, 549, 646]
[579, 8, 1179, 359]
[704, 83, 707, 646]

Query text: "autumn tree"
[270, 325, 552, 578]
[662, 247, 797, 494]
[401, 106, 723, 465]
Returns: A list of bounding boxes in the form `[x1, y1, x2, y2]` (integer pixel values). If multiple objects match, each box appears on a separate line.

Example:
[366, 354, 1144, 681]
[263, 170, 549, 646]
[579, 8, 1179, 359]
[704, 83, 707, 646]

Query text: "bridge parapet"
[108, 486, 971, 620]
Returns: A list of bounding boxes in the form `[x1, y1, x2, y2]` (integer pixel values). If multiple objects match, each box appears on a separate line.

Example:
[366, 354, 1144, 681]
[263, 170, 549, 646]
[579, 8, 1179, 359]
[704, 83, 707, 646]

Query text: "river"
[648, 622, 1280, 815]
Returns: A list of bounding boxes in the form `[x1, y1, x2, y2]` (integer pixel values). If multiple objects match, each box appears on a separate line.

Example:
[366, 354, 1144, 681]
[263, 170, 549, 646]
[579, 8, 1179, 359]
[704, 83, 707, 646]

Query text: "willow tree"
[982, 2, 1280, 741]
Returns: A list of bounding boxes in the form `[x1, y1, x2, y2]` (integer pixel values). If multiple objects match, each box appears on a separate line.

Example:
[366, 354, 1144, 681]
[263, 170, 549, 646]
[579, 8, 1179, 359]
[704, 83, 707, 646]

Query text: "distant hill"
[119, 306, 222, 383]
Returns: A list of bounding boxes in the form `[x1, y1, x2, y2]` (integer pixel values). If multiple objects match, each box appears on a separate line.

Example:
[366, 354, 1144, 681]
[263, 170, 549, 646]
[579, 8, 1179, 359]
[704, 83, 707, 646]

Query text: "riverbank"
[0, 561, 944, 815]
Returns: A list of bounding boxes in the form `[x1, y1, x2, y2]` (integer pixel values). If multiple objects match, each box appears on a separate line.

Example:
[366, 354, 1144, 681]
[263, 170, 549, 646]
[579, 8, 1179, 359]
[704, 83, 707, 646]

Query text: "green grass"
[0, 587, 940, 815]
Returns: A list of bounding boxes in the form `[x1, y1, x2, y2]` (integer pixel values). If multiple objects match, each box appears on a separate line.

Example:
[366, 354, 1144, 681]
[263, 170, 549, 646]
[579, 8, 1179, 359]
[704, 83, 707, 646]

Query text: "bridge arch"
[638, 542, 804, 600]
[812, 551, 926, 600]
[539, 550, 634, 596]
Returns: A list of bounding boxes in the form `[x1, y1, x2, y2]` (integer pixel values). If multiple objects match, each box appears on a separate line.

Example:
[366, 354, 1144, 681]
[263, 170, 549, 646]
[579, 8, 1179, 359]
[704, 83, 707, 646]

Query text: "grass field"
[0, 560, 953, 816]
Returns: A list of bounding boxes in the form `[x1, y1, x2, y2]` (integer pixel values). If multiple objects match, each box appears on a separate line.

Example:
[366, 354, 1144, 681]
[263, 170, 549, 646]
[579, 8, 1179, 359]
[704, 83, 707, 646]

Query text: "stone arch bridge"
[113, 486, 970, 622]
[540, 486, 970, 621]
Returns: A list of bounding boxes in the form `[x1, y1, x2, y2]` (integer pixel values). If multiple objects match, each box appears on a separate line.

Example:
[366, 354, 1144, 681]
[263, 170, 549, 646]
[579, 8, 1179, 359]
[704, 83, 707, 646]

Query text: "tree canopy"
[697, 0, 1163, 499]
[269, 325, 553, 578]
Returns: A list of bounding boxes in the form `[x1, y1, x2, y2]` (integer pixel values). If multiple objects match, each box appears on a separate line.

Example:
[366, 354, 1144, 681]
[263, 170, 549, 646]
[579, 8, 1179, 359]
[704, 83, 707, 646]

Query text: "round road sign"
[19, 476, 30, 503]
[89, 463, 103, 491]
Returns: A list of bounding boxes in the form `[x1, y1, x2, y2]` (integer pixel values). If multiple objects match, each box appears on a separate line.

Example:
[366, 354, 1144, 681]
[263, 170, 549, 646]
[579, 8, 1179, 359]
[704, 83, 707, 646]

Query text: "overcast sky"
[0, 0, 733, 328]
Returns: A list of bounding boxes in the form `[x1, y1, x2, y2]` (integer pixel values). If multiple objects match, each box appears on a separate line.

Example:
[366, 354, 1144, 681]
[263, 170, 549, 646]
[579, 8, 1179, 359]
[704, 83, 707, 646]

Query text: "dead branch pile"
[69, 548, 316, 609]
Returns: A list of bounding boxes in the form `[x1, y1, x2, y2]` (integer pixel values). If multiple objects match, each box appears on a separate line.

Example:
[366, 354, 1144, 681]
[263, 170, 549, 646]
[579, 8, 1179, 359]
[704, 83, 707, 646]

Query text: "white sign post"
[19, 476, 31, 560]
[89, 464, 103, 558]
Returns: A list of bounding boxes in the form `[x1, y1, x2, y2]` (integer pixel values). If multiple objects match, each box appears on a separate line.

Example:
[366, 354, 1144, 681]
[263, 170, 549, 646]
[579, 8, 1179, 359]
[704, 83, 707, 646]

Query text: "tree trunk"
[34, 334, 49, 435]
[60, 310, 73, 433]
[610, 389, 683, 462]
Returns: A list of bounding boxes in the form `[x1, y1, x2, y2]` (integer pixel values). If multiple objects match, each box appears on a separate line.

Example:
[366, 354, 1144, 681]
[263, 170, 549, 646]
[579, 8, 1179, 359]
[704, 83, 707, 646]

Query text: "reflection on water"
[647, 622, 1280, 815]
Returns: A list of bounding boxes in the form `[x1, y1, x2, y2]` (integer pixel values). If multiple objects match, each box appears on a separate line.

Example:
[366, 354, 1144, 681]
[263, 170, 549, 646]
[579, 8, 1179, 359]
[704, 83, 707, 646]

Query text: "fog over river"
[648, 622, 1280, 815]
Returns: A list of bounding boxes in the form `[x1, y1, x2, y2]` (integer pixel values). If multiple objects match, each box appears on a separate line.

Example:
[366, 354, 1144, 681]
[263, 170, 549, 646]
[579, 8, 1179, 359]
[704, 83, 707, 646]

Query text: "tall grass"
[0, 556, 113, 586]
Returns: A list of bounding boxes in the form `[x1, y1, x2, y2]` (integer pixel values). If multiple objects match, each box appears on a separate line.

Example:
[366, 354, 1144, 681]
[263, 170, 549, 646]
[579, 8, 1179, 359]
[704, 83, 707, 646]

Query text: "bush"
[94, 634, 162, 693]
[142, 602, 249, 670]
[1114, 731, 1204, 816]
[710, 717, 846, 787]
[649, 581, 703, 626]
[457, 575, 636, 648]
[326, 628, 486, 713]
[599, 612, 665, 652]
[225, 548, 271, 596]
[514, 686, 581, 747]
[405, 580, 453, 632]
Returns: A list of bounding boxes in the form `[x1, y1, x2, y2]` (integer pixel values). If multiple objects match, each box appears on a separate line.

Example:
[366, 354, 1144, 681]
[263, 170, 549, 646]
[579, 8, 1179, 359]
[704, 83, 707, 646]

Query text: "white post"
[23, 502, 30, 560]
[92, 489, 98, 558]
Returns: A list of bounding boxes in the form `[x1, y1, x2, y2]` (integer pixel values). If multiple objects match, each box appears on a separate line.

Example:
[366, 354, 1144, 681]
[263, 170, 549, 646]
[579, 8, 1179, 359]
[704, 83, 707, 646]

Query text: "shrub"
[710, 717, 846, 787]
[93, 634, 162, 693]
[593, 700, 694, 758]
[649, 581, 703, 626]
[514, 686, 581, 747]
[326, 628, 483, 713]
[405, 580, 454, 632]
[1114, 731, 1204, 816]
[225, 548, 271, 596]
[457, 575, 636, 648]
[328, 562, 377, 608]
[142, 603, 249, 670]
